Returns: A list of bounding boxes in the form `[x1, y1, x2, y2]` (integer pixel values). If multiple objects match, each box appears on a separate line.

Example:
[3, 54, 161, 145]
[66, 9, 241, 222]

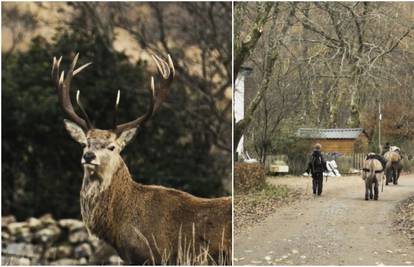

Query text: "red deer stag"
[51, 53, 231, 264]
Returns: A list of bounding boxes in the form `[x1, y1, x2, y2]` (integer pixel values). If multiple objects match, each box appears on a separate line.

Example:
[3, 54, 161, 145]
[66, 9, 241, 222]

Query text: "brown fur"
[362, 158, 383, 200]
[66, 126, 231, 265]
[362, 155, 383, 179]
[383, 151, 403, 185]
[384, 151, 401, 163]
[55, 53, 227, 264]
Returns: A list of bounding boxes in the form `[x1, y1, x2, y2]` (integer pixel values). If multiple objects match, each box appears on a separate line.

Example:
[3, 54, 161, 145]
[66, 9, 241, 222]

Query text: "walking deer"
[362, 153, 384, 200]
[51, 53, 231, 264]
[384, 149, 403, 185]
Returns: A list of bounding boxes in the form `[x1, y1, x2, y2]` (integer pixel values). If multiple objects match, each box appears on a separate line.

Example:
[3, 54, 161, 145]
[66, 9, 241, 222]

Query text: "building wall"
[314, 139, 357, 155]
[309, 134, 368, 155]
[235, 73, 245, 155]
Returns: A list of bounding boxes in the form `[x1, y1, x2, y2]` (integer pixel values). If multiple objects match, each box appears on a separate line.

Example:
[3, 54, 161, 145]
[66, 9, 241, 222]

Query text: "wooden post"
[378, 102, 382, 154]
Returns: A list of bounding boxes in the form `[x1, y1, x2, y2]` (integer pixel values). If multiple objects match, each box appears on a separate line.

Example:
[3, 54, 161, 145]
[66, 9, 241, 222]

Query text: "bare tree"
[237, 2, 414, 161]
[115, 2, 232, 153]
[234, 3, 297, 147]
[293, 2, 413, 127]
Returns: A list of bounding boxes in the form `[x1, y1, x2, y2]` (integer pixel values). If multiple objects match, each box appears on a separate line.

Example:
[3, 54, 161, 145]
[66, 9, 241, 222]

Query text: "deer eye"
[80, 143, 87, 149]
[107, 145, 115, 151]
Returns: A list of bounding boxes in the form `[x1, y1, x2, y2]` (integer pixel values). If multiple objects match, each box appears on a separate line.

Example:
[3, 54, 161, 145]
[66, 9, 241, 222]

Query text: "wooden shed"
[297, 128, 369, 155]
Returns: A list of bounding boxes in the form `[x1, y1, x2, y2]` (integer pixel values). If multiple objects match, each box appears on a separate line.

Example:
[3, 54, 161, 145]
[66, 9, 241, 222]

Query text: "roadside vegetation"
[395, 196, 414, 244]
[234, 163, 304, 233]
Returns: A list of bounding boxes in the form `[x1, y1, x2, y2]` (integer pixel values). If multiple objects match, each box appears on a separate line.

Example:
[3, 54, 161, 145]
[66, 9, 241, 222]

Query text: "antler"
[113, 54, 175, 135]
[52, 53, 92, 131]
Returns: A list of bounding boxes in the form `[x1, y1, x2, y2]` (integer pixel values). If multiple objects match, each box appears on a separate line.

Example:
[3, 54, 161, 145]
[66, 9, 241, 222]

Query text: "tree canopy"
[235, 2, 414, 163]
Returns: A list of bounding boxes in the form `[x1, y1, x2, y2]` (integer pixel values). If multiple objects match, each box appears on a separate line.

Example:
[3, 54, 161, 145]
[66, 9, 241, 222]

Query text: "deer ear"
[117, 128, 137, 150]
[63, 119, 87, 144]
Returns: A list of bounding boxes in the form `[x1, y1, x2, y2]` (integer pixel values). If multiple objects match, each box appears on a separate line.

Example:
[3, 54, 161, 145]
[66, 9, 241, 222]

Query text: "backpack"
[311, 153, 324, 172]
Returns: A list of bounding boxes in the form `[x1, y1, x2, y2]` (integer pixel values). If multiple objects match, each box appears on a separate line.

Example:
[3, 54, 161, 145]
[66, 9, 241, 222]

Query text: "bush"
[335, 156, 354, 174]
[402, 158, 414, 172]
[271, 137, 312, 174]
[234, 163, 266, 193]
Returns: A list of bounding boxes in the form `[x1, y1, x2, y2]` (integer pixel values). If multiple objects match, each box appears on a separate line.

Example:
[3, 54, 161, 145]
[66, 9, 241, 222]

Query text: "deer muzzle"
[81, 152, 100, 168]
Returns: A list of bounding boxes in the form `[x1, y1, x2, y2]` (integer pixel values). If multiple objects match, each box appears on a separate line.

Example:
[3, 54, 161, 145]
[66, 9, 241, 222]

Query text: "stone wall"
[1, 214, 122, 265]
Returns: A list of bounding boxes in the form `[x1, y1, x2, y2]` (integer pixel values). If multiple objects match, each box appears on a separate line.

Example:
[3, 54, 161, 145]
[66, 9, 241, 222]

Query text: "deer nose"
[83, 152, 96, 163]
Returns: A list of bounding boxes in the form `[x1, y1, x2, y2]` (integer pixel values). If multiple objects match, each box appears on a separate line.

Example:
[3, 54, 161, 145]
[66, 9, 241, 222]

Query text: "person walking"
[306, 143, 328, 196]
[382, 142, 390, 155]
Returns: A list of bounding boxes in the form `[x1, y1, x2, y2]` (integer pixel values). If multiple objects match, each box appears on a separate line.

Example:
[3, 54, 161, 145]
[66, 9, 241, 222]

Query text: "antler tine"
[151, 54, 175, 114]
[76, 90, 93, 128]
[73, 62, 92, 76]
[65, 52, 79, 86]
[114, 54, 174, 135]
[114, 77, 155, 135]
[51, 53, 92, 131]
[51, 56, 63, 87]
[112, 90, 121, 129]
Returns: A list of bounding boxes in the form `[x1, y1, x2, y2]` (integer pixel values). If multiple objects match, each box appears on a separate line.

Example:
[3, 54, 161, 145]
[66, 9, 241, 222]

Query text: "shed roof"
[297, 128, 365, 139]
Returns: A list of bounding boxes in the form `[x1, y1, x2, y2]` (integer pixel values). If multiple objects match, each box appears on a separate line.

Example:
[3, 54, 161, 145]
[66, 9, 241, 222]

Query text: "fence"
[323, 152, 365, 174]
[264, 152, 366, 175]
[352, 153, 365, 170]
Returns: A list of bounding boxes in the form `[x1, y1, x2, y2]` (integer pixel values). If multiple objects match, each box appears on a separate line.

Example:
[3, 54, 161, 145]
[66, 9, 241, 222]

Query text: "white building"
[234, 67, 252, 160]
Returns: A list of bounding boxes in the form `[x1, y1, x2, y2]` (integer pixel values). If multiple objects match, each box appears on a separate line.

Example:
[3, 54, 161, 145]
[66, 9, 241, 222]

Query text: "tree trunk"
[347, 89, 361, 127]
[234, 3, 274, 78]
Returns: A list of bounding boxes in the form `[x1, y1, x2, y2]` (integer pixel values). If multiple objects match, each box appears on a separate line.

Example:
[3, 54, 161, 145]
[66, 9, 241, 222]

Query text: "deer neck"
[80, 158, 133, 237]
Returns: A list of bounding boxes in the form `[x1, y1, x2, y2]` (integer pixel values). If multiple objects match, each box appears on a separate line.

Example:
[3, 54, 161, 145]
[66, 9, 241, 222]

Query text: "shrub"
[269, 137, 312, 174]
[402, 158, 414, 172]
[336, 156, 354, 174]
[234, 163, 266, 193]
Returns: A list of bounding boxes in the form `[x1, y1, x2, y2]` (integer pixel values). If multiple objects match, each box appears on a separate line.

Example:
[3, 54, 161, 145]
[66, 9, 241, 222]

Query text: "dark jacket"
[306, 150, 327, 174]
[382, 144, 390, 155]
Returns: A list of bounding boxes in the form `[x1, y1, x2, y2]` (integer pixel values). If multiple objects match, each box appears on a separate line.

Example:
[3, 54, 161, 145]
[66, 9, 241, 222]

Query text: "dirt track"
[234, 174, 414, 265]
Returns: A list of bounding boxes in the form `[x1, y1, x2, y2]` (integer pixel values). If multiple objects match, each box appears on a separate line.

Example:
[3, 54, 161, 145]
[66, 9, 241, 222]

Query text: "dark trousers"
[312, 172, 323, 195]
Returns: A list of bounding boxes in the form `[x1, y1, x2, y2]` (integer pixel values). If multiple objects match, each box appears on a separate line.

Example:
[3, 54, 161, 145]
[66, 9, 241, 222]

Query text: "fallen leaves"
[234, 183, 305, 234]
[394, 196, 414, 244]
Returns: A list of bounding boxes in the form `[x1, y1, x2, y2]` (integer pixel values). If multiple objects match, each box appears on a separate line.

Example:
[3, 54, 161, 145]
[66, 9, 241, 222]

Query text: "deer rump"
[362, 158, 383, 200]
[383, 151, 403, 185]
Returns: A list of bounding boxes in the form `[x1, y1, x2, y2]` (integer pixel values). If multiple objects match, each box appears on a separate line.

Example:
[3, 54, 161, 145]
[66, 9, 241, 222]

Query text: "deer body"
[80, 151, 231, 264]
[52, 54, 231, 264]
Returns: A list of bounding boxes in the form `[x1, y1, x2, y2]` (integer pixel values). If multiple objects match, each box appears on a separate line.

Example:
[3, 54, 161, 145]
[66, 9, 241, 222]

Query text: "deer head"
[52, 53, 175, 180]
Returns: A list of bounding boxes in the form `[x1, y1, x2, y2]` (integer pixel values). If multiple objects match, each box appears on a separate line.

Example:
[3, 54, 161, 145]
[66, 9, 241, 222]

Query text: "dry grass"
[1, 255, 30, 265]
[133, 224, 230, 265]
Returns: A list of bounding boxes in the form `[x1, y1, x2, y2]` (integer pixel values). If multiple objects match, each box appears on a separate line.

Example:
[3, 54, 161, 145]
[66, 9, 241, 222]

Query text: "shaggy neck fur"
[80, 158, 133, 240]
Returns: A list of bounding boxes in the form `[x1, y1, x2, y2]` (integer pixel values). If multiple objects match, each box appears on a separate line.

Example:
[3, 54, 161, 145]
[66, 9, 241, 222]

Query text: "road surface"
[234, 174, 414, 265]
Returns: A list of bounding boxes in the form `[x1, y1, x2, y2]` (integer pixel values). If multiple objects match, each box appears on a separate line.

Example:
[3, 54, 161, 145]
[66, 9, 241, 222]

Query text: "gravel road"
[234, 174, 414, 265]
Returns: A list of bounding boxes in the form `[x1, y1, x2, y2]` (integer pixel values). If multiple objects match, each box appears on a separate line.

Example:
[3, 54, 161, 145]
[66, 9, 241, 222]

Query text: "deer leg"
[365, 180, 369, 200]
[385, 169, 390, 185]
[374, 179, 379, 200]
[394, 167, 400, 185]
[392, 167, 397, 185]
[368, 177, 373, 199]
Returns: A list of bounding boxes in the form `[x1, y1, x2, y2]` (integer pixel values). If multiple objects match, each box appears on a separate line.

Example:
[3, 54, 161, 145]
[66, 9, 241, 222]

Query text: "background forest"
[235, 2, 414, 167]
[2, 2, 232, 220]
